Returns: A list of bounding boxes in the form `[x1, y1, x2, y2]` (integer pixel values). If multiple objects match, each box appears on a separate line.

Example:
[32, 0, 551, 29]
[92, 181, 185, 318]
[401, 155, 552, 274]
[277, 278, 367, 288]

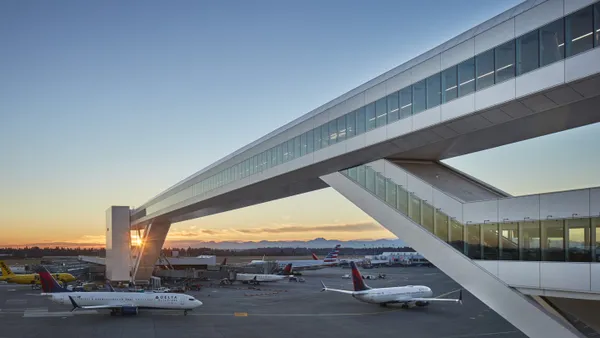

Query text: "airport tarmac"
[0, 266, 526, 338]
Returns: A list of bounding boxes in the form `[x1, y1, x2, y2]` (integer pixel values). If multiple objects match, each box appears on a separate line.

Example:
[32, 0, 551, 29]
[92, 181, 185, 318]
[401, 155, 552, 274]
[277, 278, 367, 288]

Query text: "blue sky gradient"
[1, 0, 599, 246]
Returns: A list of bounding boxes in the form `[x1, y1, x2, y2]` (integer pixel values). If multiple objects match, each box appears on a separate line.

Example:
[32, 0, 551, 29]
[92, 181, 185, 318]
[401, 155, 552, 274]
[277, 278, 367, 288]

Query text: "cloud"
[234, 222, 381, 234]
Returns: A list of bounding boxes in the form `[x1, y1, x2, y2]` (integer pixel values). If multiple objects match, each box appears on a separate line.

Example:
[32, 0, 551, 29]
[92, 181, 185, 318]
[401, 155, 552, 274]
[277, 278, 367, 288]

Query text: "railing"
[341, 164, 600, 263]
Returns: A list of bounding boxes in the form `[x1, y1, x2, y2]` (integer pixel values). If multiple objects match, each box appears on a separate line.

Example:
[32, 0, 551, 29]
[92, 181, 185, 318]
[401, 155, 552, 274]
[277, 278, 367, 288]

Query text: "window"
[320, 124, 329, 148]
[450, 219, 465, 254]
[466, 224, 482, 259]
[314, 127, 322, 151]
[495, 40, 515, 83]
[482, 223, 499, 260]
[596, 3, 600, 47]
[422, 202, 434, 233]
[357, 165, 366, 186]
[435, 211, 449, 242]
[426, 73, 441, 109]
[566, 6, 594, 57]
[356, 107, 366, 135]
[387, 91, 399, 124]
[409, 194, 421, 224]
[567, 218, 591, 262]
[300, 133, 307, 156]
[542, 220, 565, 261]
[399, 86, 412, 119]
[375, 173, 386, 200]
[306, 129, 314, 154]
[442, 66, 457, 103]
[328, 120, 338, 144]
[517, 30, 539, 75]
[337, 116, 346, 142]
[282, 142, 288, 163]
[385, 179, 396, 207]
[288, 139, 296, 160]
[476, 49, 495, 90]
[412, 80, 426, 114]
[594, 217, 600, 262]
[375, 97, 387, 128]
[540, 19, 564, 66]
[458, 57, 475, 97]
[366, 102, 376, 131]
[276, 144, 283, 165]
[346, 110, 356, 138]
[365, 166, 376, 193]
[397, 185, 409, 214]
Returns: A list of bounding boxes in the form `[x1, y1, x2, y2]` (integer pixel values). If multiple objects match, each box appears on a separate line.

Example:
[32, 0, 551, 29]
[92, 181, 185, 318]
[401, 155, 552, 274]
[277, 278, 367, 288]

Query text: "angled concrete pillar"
[321, 172, 584, 338]
[132, 220, 171, 282]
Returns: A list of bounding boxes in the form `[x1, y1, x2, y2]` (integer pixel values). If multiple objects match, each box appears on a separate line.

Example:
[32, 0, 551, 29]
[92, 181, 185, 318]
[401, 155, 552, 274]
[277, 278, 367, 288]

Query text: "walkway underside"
[321, 166, 586, 338]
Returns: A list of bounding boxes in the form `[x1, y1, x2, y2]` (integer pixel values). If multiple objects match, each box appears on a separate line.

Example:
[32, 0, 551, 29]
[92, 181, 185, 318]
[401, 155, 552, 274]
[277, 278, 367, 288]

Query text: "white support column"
[105, 206, 132, 282]
[321, 172, 584, 338]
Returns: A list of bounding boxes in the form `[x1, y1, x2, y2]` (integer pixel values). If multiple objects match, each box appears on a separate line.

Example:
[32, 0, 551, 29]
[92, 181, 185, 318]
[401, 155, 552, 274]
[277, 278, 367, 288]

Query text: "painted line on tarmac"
[435, 288, 462, 299]
[186, 310, 399, 317]
[437, 330, 519, 338]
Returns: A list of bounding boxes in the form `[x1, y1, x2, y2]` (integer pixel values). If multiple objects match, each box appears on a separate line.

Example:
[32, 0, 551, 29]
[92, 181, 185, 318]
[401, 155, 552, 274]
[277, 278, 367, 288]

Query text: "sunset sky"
[1, 0, 599, 248]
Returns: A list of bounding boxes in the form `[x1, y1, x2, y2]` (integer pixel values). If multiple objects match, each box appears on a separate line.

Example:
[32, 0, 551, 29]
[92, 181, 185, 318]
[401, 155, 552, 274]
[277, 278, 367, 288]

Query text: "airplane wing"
[410, 289, 463, 304]
[68, 296, 134, 311]
[320, 281, 355, 295]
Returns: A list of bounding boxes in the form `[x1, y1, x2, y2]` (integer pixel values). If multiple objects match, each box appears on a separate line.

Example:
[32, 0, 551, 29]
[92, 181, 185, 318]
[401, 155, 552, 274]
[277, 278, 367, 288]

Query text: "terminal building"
[107, 1, 600, 337]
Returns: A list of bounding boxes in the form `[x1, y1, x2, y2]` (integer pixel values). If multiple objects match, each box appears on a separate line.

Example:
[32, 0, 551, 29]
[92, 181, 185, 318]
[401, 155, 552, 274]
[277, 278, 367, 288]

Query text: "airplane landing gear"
[401, 303, 409, 309]
[184, 310, 188, 316]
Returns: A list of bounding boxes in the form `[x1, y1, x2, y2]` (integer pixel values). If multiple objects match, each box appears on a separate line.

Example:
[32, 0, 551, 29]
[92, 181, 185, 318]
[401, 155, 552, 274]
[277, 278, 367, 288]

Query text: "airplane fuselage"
[47, 292, 202, 310]
[236, 274, 286, 282]
[353, 286, 433, 305]
[1, 273, 76, 285]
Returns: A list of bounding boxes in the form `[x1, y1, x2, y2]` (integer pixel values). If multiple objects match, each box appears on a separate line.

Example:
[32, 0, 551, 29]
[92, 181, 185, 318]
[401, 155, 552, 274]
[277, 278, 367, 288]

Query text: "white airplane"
[236, 263, 293, 285]
[320, 261, 462, 308]
[36, 267, 202, 316]
[249, 245, 341, 271]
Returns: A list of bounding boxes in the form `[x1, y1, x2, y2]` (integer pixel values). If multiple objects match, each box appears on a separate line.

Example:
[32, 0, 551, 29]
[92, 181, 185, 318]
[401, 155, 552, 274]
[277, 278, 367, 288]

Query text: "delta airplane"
[236, 263, 294, 284]
[320, 261, 463, 308]
[36, 267, 202, 316]
[0, 261, 76, 287]
[249, 245, 341, 271]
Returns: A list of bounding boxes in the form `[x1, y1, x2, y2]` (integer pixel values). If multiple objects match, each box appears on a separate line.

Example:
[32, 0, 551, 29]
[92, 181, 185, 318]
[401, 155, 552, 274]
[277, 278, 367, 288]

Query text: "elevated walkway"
[320, 159, 600, 337]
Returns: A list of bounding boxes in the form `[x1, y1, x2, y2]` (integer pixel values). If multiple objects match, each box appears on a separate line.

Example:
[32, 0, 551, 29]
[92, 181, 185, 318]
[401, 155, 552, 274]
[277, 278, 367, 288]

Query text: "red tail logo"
[350, 261, 369, 291]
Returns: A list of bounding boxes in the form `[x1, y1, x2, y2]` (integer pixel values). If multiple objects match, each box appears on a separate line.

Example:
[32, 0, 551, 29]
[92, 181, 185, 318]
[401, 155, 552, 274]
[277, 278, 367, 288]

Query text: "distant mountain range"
[165, 237, 406, 250]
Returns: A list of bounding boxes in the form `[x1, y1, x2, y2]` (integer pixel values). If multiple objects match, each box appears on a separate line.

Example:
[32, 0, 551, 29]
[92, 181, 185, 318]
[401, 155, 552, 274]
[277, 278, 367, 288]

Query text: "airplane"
[249, 245, 341, 271]
[320, 261, 463, 308]
[236, 263, 294, 285]
[0, 261, 76, 288]
[36, 266, 202, 316]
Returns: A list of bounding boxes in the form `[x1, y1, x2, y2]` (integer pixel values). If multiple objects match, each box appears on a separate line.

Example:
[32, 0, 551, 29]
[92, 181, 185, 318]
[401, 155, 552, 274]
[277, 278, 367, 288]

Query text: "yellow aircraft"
[0, 261, 76, 287]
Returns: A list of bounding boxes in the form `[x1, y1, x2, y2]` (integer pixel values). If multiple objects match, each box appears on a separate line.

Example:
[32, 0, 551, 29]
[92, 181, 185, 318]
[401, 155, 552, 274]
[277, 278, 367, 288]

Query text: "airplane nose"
[196, 300, 203, 307]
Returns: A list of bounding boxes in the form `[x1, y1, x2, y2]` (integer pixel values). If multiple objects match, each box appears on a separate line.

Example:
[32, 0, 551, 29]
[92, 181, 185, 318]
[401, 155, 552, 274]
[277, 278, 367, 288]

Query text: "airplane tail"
[311, 253, 319, 260]
[323, 244, 341, 264]
[0, 261, 15, 276]
[282, 263, 293, 275]
[350, 261, 370, 291]
[221, 258, 227, 265]
[35, 266, 69, 293]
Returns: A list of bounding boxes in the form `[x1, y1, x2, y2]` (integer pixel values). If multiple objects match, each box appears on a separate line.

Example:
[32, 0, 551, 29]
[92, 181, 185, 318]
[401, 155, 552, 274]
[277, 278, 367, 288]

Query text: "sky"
[1, 0, 599, 247]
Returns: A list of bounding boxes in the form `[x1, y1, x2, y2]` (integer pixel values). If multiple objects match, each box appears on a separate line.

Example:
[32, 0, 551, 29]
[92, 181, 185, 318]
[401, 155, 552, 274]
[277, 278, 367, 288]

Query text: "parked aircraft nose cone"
[195, 300, 203, 307]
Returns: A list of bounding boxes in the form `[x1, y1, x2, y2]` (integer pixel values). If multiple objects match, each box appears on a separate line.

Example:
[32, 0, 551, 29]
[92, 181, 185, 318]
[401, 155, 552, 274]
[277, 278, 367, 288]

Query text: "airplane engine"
[415, 301, 429, 307]
[121, 306, 139, 315]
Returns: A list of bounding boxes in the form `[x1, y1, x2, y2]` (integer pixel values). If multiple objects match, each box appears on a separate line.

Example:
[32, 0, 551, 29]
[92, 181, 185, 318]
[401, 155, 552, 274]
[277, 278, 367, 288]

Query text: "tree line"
[0, 246, 415, 258]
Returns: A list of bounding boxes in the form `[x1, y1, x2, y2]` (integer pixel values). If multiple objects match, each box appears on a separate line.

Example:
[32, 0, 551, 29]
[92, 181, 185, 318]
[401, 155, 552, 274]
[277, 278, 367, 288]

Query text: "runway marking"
[437, 331, 519, 338]
[5, 299, 26, 305]
[234, 312, 248, 317]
